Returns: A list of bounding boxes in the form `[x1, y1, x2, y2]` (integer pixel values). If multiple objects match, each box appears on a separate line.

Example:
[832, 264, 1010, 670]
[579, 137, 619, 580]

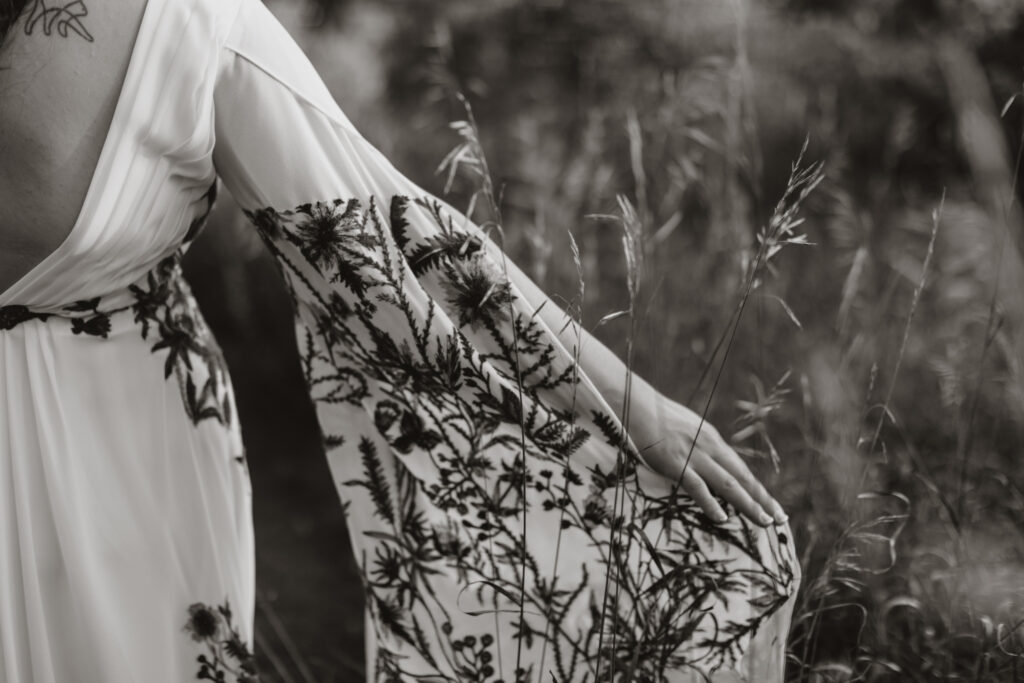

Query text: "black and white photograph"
[0, 0, 1022, 680]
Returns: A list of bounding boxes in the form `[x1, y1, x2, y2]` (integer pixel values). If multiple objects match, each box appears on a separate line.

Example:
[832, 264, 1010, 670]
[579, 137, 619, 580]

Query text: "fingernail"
[757, 511, 774, 526]
[713, 510, 729, 524]
[772, 505, 789, 525]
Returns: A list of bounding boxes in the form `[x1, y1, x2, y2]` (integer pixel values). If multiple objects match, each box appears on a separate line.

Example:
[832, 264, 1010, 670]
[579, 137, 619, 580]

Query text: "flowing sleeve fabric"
[212, 1, 799, 681]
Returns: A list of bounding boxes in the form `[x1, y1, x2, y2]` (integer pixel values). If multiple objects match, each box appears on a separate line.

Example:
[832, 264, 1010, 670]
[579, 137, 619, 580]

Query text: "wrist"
[603, 371, 665, 447]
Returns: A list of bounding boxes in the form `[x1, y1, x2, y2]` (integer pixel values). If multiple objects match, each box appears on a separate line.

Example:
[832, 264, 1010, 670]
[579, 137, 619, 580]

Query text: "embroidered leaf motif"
[407, 233, 485, 278]
[183, 182, 219, 244]
[389, 195, 412, 253]
[347, 437, 395, 525]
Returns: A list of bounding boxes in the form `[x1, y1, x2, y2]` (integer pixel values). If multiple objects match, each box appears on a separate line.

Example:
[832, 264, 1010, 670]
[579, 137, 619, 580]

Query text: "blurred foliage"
[185, 0, 1024, 679]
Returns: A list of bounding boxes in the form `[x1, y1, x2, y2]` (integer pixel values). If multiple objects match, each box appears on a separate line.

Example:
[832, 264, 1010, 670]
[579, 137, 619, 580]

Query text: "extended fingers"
[648, 416, 789, 526]
[679, 470, 729, 524]
[695, 457, 775, 526]
[661, 454, 729, 523]
[706, 436, 788, 524]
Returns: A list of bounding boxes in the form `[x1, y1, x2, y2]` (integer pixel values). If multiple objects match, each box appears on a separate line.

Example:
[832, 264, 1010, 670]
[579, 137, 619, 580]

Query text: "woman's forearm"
[487, 241, 785, 525]
[561, 325, 668, 448]
[493, 246, 665, 444]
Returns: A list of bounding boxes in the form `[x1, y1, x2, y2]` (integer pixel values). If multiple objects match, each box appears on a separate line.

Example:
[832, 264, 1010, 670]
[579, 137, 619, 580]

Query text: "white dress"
[0, 0, 799, 681]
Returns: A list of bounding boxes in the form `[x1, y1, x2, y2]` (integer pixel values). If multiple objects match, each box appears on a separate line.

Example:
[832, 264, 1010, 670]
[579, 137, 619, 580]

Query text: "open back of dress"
[0, 1, 798, 681]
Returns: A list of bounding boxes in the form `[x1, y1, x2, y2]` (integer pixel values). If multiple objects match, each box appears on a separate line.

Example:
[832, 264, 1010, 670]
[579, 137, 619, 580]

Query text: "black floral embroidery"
[129, 252, 233, 425]
[64, 298, 112, 338]
[244, 193, 798, 681]
[184, 600, 259, 682]
[0, 304, 50, 330]
[293, 198, 380, 297]
[127, 181, 231, 426]
[440, 256, 513, 330]
[0, 182, 232, 427]
[185, 604, 221, 641]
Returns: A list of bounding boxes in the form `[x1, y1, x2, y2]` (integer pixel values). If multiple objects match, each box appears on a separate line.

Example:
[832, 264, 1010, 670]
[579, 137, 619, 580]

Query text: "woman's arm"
[212, 0, 785, 527]
[498, 253, 787, 526]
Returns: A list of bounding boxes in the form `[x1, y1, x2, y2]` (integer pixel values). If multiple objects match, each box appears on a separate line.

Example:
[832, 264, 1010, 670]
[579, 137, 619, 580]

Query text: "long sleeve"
[211, 2, 798, 681]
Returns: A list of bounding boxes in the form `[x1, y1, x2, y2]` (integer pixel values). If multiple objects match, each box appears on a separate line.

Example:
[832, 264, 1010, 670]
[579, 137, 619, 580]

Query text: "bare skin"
[0, 0, 147, 295]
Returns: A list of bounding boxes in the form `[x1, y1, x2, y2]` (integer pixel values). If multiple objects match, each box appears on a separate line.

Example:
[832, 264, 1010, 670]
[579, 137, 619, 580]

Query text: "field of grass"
[183, 0, 1024, 680]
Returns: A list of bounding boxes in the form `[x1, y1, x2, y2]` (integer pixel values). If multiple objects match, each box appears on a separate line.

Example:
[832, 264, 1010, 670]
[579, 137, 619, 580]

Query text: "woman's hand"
[634, 396, 788, 527]
[501, 265, 788, 527]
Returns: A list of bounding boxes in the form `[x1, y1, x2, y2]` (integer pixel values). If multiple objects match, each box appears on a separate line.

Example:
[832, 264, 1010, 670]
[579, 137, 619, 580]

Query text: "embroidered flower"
[392, 410, 442, 454]
[296, 201, 353, 271]
[0, 305, 49, 330]
[185, 600, 259, 681]
[374, 401, 402, 433]
[70, 314, 112, 338]
[431, 517, 471, 559]
[184, 603, 221, 642]
[441, 255, 512, 329]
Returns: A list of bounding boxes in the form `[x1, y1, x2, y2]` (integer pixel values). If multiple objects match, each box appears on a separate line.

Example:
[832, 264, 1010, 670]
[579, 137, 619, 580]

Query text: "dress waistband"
[0, 182, 218, 338]
[0, 251, 187, 338]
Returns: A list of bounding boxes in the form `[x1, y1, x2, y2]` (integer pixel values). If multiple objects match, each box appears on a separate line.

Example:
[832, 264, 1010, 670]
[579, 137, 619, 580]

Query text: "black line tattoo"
[23, 1, 93, 42]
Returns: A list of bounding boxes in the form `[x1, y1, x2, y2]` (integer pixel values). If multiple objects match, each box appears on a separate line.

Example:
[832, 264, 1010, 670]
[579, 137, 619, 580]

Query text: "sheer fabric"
[0, 1, 798, 680]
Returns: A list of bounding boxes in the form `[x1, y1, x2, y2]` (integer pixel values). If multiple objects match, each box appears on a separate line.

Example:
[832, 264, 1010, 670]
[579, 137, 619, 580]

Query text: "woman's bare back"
[0, 0, 148, 295]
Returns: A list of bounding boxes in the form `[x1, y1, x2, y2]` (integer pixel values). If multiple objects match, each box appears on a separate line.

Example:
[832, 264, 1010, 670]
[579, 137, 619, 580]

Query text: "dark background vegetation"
[183, 0, 1024, 679]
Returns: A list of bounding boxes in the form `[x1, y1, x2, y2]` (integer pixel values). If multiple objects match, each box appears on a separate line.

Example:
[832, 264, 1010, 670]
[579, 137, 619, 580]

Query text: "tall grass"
[426, 41, 1024, 683]
[439, 85, 824, 680]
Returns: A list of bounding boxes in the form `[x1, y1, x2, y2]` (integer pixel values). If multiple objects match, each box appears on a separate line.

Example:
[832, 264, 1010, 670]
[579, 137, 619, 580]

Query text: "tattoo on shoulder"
[23, 1, 94, 43]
